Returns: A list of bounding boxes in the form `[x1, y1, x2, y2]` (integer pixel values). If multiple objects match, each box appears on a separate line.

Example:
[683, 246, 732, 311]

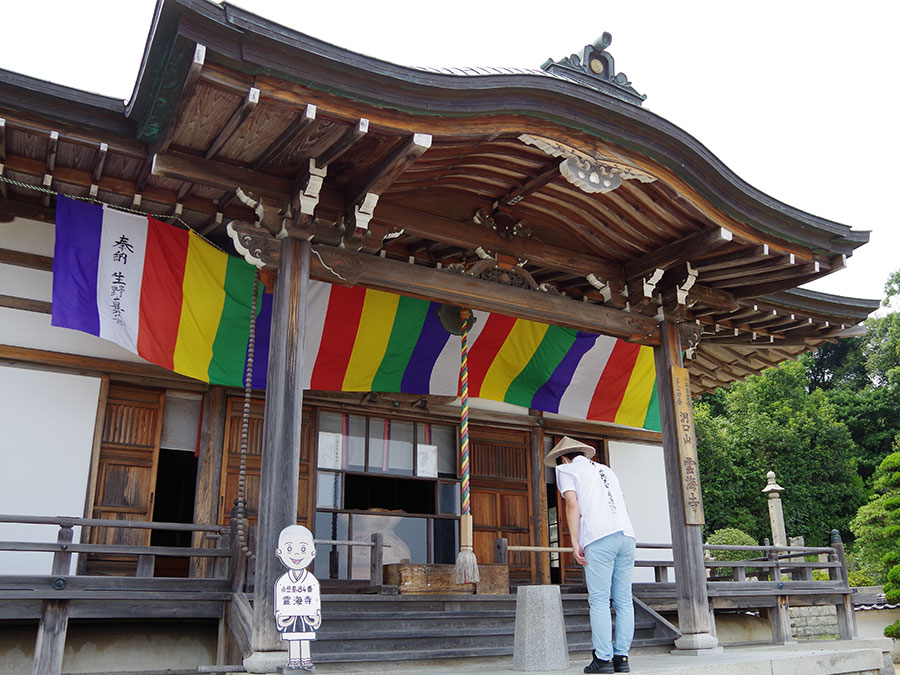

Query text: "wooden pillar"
[33, 524, 73, 675]
[529, 421, 551, 584]
[251, 238, 310, 652]
[654, 320, 718, 651]
[192, 386, 227, 578]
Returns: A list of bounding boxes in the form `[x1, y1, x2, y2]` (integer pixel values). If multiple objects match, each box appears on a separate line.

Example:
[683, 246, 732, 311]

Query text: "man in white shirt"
[545, 436, 636, 674]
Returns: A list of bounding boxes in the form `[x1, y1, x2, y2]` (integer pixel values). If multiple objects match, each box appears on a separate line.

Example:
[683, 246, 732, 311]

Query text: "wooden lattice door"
[219, 397, 314, 528]
[86, 384, 164, 574]
[469, 426, 534, 583]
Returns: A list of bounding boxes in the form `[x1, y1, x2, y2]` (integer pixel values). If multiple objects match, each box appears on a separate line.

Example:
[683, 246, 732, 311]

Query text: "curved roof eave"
[129, 0, 870, 258]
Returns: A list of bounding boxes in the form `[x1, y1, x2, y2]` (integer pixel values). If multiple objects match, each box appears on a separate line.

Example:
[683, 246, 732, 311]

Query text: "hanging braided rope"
[235, 268, 261, 561]
[460, 311, 471, 517]
[455, 308, 479, 583]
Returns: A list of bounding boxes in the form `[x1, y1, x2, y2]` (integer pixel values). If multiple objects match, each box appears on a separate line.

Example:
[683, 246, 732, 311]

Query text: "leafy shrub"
[812, 569, 830, 581]
[885, 619, 900, 639]
[706, 528, 761, 578]
[847, 569, 876, 587]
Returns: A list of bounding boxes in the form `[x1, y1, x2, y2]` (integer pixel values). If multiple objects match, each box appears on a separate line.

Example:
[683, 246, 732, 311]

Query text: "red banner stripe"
[464, 313, 517, 397]
[586, 340, 641, 422]
[309, 285, 367, 390]
[137, 217, 189, 370]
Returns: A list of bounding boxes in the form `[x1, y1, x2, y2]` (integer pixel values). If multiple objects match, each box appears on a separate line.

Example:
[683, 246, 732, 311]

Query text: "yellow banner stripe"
[342, 290, 400, 391]
[615, 346, 657, 427]
[173, 232, 228, 381]
[480, 319, 549, 402]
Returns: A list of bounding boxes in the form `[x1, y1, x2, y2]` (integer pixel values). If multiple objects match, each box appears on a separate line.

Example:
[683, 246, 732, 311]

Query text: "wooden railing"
[494, 531, 857, 645]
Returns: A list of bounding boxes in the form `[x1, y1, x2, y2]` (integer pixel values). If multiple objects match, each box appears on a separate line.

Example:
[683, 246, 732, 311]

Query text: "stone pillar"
[512, 585, 569, 671]
[250, 238, 310, 661]
[654, 321, 720, 654]
[763, 471, 787, 547]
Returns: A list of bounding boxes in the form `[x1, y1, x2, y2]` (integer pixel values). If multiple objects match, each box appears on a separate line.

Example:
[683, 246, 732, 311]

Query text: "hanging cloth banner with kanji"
[51, 196, 660, 431]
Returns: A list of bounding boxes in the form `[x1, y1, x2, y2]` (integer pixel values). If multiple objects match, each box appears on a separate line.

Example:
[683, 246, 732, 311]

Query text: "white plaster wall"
[608, 440, 672, 583]
[0, 365, 101, 575]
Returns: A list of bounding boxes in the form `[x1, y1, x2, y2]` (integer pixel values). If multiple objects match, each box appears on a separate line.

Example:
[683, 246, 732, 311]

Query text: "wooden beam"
[206, 87, 260, 160]
[151, 151, 292, 203]
[315, 118, 368, 167]
[0, 294, 51, 314]
[310, 245, 659, 344]
[494, 161, 559, 209]
[252, 104, 317, 170]
[32, 525, 73, 675]
[0, 344, 205, 389]
[191, 386, 227, 579]
[625, 227, 733, 281]
[374, 201, 624, 282]
[0, 248, 53, 271]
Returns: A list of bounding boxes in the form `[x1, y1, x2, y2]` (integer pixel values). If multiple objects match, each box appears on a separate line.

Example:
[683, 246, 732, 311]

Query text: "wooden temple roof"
[0, 0, 880, 396]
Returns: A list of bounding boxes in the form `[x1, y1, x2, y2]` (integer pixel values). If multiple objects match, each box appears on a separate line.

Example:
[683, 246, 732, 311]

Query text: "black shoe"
[613, 654, 630, 673]
[584, 653, 615, 674]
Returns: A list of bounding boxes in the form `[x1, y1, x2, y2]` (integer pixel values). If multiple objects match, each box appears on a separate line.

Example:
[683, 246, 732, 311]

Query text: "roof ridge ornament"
[541, 32, 646, 106]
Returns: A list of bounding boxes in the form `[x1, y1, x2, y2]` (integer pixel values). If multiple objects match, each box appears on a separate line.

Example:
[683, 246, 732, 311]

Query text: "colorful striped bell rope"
[455, 308, 480, 584]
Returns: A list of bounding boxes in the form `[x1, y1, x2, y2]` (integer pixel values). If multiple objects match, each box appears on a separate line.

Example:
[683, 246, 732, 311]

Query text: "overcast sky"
[3, 0, 897, 308]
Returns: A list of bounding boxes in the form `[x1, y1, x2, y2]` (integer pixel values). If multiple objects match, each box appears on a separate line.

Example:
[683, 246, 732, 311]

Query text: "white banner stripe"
[95, 208, 148, 354]
[557, 335, 617, 419]
[301, 280, 332, 389]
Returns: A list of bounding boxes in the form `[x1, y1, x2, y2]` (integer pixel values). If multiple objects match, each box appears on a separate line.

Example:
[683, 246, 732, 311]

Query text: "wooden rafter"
[135, 43, 206, 192]
[692, 244, 772, 273]
[625, 226, 733, 282]
[709, 261, 820, 290]
[698, 254, 798, 284]
[42, 130, 58, 208]
[206, 87, 260, 161]
[346, 133, 431, 235]
[493, 160, 559, 209]
[730, 266, 829, 300]
[252, 104, 318, 170]
[316, 118, 368, 167]
[0, 116, 6, 198]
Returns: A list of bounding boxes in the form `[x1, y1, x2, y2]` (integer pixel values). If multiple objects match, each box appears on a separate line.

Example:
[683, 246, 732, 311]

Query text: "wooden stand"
[383, 563, 509, 595]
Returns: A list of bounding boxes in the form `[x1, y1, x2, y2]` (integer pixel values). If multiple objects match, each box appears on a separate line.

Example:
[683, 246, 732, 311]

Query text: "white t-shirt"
[555, 455, 635, 549]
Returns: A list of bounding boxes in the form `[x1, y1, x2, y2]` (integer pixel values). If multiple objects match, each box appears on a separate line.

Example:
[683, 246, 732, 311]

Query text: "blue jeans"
[583, 531, 635, 660]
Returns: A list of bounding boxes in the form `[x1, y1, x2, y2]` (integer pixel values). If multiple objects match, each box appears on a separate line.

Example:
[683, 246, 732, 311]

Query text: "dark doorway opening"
[150, 448, 198, 577]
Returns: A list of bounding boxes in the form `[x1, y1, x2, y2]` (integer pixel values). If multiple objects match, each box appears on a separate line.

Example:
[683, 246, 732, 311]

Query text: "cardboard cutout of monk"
[275, 525, 321, 672]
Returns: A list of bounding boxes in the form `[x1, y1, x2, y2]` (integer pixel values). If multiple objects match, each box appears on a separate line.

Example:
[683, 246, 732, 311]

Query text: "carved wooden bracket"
[227, 221, 281, 270]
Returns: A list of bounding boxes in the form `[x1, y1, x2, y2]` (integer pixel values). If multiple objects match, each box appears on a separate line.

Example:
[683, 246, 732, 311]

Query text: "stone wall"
[790, 604, 840, 640]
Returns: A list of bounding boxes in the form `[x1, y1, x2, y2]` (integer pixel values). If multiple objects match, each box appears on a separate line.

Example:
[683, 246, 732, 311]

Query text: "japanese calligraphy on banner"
[671, 365, 705, 525]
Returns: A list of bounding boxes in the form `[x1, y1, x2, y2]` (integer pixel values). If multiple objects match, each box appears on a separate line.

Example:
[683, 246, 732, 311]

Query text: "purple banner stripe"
[247, 290, 273, 390]
[400, 301, 451, 394]
[51, 196, 102, 336]
[530, 332, 598, 413]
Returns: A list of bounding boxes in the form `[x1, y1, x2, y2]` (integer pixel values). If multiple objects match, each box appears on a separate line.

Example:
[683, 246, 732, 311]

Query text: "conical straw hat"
[543, 436, 595, 467]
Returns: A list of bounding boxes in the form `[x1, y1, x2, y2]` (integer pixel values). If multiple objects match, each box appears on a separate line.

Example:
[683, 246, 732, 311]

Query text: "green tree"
[850, 439, 900, 598]
[697, 360, 866, 546]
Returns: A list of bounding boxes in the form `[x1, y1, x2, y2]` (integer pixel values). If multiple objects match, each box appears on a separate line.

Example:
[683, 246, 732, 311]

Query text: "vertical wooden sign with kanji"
[671, 365, 705, 525]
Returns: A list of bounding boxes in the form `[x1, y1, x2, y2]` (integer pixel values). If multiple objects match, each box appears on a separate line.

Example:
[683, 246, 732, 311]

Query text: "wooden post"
[528, 420, 551, 584]
[369, 532, 384, 589]
[653, 320, 718, 651]
[32, 524, 74, 675]
[192, 386, 227, 578]
[829, 530, 858, 639]
[251, 238, 310, 652]
[495, 537, 509, 565]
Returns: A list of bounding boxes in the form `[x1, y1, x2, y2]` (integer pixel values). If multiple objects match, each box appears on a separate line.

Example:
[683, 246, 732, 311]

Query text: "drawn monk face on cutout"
[277, 525, 316, 570]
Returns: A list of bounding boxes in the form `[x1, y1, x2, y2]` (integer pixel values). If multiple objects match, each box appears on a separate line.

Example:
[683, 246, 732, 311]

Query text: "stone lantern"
[762, 471, 787, 547]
